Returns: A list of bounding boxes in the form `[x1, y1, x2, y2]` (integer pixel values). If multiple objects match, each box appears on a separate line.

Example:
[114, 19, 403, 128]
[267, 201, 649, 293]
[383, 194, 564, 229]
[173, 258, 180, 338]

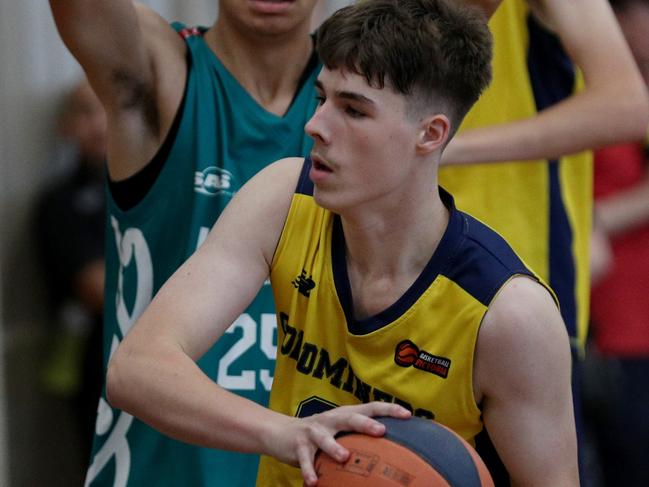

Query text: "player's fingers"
[340, 412, 387, 437]
[360, 401, 412, 419]
[297, 444, 319, 487]
[311, 428, 349, 463]
[315, 404, 405, 441]
[335, 402, 411, 435]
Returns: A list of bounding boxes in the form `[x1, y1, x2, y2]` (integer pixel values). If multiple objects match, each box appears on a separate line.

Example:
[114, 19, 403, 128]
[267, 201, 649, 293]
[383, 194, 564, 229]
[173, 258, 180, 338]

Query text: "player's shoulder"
[237, 157, 305, 199]
[265, 157, 306, 179]
[482, 274, 564, 352]
[441, 208, 532, 306]
[446, 206, 565, 348]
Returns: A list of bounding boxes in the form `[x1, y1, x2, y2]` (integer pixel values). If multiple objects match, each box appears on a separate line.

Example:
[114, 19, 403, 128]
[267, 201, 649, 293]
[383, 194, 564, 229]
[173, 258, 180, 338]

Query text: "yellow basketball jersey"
[439, 0, 592, 352]
[256, 159, 551, 486]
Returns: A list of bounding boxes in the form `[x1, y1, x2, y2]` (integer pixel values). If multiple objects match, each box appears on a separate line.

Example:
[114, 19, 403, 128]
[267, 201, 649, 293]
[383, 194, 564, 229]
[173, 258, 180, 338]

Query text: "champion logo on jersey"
[292, 269, 316, 297]
[194, 167, 235, 197]
[394, 340, 451, 379]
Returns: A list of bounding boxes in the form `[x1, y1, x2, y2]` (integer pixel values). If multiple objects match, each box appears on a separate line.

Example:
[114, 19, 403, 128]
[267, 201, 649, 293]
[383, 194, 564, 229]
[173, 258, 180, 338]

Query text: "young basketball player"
[106, 1, 578, 486]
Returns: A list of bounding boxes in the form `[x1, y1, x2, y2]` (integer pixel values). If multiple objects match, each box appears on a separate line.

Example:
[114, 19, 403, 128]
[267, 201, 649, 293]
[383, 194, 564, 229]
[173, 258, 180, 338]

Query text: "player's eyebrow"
[315, 79, 376, 106]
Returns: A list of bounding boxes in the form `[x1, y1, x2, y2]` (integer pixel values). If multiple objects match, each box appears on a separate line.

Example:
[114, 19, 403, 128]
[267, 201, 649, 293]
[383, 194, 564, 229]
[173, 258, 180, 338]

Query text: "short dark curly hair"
[316, 0, 493, 133]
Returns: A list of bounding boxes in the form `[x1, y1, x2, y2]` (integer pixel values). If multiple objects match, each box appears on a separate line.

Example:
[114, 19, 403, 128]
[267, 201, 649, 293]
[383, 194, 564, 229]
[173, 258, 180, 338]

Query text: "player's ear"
[416, 114, 450, 155]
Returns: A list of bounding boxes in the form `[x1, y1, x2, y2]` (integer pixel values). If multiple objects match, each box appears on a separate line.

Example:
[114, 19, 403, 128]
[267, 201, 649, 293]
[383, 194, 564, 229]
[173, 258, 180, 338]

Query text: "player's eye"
[345, 105, 365, 118]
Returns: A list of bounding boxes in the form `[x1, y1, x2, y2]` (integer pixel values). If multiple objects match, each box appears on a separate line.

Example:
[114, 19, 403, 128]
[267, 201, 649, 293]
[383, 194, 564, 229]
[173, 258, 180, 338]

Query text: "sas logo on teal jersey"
[394, 340, 451, 379]
[194, 167, 235, 196]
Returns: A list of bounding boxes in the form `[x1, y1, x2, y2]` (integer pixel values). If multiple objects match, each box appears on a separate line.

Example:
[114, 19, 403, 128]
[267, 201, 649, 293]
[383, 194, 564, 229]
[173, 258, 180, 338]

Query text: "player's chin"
[312, 188, 342, 213]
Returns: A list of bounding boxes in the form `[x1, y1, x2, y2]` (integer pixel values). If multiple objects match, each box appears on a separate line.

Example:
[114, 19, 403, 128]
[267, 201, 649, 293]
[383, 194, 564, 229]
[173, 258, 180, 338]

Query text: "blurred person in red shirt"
[587, 2, 649, 485]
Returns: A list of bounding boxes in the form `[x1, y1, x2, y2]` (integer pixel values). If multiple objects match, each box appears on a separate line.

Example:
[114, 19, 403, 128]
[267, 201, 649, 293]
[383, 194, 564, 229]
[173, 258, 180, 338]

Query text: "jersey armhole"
[295, 157, 314, 195]
[271, 158, 313, 270]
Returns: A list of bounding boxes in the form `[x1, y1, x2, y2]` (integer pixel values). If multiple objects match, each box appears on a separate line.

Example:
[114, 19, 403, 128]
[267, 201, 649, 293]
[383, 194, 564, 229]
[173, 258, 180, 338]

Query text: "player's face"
[217, 0, 318, 37]
[305, 68, 424, 213]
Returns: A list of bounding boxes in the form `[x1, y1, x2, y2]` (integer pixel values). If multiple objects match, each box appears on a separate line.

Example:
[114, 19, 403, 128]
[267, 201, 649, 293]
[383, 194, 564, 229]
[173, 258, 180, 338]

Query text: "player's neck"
[345, 202, 448, 271]
[205, 21, 314, 116]
[342, 190, 449, 320]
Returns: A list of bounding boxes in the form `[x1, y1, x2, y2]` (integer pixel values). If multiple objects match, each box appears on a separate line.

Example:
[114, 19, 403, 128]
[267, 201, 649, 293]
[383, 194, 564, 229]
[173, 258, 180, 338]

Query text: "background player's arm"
[443, 0, 649, 165]
[474, 277, 578, 487]
[595, 170, 649, 236]
[49, 1, 186, 180]
[106, 157, 410, 486]
[591, 166, 649, 282]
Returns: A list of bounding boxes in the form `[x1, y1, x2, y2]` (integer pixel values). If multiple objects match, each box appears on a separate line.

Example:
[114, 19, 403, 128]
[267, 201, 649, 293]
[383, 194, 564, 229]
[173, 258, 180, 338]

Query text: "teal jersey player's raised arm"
[85, 24, 320, 487]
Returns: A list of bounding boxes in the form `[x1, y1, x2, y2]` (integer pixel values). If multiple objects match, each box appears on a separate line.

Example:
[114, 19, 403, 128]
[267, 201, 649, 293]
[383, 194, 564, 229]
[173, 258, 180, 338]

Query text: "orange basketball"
[314, 417, 494, 487]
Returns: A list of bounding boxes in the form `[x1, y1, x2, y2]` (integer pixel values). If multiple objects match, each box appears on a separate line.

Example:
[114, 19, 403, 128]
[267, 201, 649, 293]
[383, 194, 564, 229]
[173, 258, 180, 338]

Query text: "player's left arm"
[474, 276, 578, 487]
[443, 0, 649, 166]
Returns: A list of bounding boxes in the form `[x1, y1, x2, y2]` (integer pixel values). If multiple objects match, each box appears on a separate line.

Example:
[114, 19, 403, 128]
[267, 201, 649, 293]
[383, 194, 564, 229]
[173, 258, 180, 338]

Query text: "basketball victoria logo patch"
[394, 340, 451, 378]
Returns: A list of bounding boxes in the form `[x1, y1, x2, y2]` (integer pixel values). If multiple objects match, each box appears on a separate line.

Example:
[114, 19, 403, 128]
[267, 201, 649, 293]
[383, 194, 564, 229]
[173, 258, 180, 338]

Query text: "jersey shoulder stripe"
[295, 157, 315, 196]
[444, 212, 536, 307]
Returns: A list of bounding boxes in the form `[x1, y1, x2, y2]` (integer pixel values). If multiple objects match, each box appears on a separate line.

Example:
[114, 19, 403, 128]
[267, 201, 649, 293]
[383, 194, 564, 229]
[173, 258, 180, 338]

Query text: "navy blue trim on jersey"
[296, 157, 315, 196]
[442, 212, 533, 307]
[331, 188, 463, 335]
[333, 187, 537, 335]
[527, 14, 577, 340]
[333, 188, 464, 335]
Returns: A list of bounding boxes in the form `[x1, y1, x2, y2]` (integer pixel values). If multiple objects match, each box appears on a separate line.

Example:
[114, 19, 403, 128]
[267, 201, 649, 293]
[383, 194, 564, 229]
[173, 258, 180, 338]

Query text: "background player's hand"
[267, 402, 411, 486]
[590, 213, 613, 285]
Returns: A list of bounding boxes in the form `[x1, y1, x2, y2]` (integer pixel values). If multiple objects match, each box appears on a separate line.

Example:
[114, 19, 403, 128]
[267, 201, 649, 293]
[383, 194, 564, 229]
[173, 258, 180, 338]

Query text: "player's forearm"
[106, 336, 285, 454]
[442, 84, 649, 166]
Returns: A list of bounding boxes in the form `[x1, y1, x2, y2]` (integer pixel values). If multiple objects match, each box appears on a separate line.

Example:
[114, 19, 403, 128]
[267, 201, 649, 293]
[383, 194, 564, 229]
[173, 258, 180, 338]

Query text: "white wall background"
[0, 1, 352, 484]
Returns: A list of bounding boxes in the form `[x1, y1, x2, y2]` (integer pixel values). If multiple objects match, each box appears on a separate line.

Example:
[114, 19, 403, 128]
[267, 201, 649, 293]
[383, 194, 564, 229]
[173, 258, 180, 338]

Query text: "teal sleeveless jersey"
[85, 24, 320, 487]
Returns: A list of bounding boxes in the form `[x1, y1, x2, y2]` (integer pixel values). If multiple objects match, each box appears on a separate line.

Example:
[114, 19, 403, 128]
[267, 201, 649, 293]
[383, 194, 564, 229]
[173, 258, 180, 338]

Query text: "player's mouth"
[309, 154, 334, 183]
[313, 157, 333, 172]
[250, 0, 295, 14]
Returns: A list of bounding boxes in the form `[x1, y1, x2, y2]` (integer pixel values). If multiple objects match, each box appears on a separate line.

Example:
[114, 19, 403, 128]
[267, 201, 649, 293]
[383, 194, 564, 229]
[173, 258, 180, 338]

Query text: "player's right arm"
[105, 158, 303, 450]
[105, 157, 410, 486]
[49, 1, 186, 181]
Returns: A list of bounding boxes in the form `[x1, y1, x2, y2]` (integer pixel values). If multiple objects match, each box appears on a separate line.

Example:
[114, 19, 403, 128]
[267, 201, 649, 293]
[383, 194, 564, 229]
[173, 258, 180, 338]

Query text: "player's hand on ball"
[268, 402, 411, 486]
